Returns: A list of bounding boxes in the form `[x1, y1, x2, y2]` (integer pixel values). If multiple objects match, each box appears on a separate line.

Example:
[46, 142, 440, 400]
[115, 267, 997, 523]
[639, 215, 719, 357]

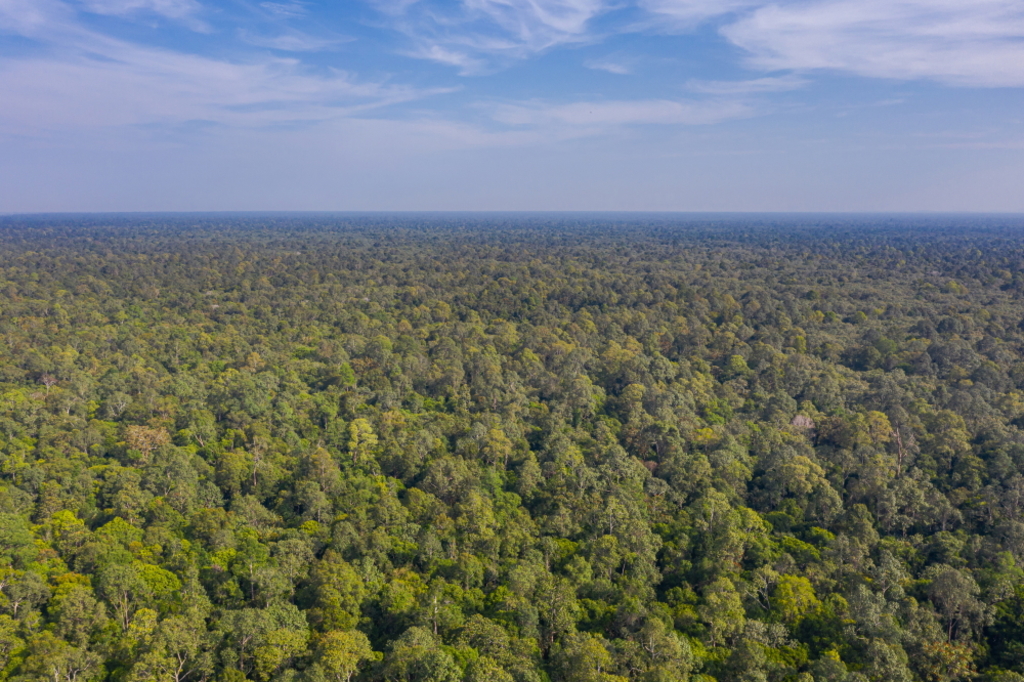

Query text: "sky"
[1, 0, 1023, 212]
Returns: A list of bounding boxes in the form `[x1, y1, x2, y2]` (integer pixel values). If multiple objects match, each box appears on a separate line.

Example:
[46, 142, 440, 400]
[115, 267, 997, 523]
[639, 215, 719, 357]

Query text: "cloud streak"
[722, 0, 1024, 87]
[584, 55, 634, 74]
[77, 0, 209, 30]
[237, 27, 349, 51]
[686, 75, 808, 95]
[639, 0, 759, 27]
[1, 0, 73, 35]
[489, 98, 754, 129]
[367, 0, 1024, 88]
[367, 0, 613, 73]
[0, 0, 448, 137]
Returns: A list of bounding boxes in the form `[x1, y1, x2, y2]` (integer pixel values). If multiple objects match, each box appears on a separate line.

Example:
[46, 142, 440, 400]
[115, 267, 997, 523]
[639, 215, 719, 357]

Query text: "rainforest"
[3, 213, 1024, 682]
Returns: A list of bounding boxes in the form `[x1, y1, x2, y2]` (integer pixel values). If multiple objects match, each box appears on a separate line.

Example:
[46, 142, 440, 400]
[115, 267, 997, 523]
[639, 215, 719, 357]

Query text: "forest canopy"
[2, 213, 1024, 682]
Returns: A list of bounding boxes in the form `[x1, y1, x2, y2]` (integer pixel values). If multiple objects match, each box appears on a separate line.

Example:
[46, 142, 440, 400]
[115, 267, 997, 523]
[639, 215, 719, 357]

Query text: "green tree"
[699, 577, 745, 646]
[315, 629, 379, 682]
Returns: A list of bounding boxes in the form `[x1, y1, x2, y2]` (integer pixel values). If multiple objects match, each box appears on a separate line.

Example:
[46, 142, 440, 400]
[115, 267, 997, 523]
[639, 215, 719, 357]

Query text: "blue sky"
[1, 0, 1023, 211]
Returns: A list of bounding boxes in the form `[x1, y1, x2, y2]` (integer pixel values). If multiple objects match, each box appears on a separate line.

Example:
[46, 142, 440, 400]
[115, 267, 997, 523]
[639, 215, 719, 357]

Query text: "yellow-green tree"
[772, 575, 820, 625]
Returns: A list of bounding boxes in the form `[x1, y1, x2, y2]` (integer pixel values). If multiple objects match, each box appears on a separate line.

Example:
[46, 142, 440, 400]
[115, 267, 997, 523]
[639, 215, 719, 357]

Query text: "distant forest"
[4, 213, 1024, 682]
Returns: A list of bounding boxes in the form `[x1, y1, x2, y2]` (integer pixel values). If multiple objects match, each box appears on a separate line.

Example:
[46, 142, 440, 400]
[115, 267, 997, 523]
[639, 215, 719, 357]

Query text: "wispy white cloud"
[404, 43, 487, 75]
[366, 0, 423, 18]
[76, 0, 208, 30]
[464, 0, 606, 44]
[78, 0, 199, 18]
[722, 0, 1024, 87]
[0, 0, 73, 36]
[489, 98, 754, 129]
[258, 1, 307, 18]
[0, 51, 441, 136]
[0, 0, 449, 137]
[686, 75, 808, 95]
[584, 56, 633, 74]
[369, 0, 613, 72]
[639, 0, 759, 27]
[238, 28, 349, 51]
[367, 0, 1024, 88]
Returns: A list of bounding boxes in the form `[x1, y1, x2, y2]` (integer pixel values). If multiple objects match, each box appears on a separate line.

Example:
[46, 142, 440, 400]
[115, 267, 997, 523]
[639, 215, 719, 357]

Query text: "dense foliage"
[4, 213, 1024, 682]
